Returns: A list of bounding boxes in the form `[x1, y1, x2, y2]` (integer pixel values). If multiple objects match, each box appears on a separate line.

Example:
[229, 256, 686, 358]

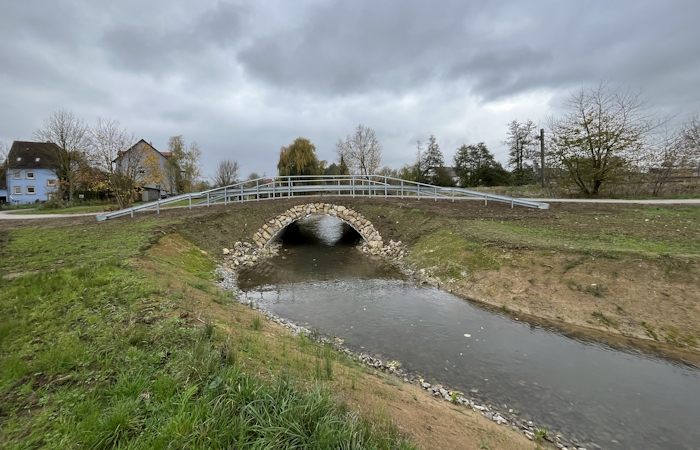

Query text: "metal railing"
[96, 175, 549, 222]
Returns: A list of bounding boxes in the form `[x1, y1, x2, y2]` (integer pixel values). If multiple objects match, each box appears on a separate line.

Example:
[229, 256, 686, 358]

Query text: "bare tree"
[213, 159, 240, 187]
[91, 118, 134, 175]
[681, 109, 700, 191]
[91, 118, 145, 207]
[503, 119, 538, 185]
[0, 142, 9, 194]
[645, 126, 686, 196]
[0, 141, 8, 161]
[547, 81, 662, 196]
[335, 124, 382, 176]
[682, 110, 700, 165]
[34, 109, 92, 202]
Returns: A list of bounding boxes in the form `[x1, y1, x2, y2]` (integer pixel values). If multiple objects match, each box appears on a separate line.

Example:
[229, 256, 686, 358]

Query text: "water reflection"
[238, 215, 700, 450]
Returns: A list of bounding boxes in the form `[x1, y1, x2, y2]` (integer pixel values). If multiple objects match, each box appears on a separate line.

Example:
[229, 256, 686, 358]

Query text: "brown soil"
[141, 233, 544, 449]
[449, 251, 700, 364]
[4, 198, 699, 362]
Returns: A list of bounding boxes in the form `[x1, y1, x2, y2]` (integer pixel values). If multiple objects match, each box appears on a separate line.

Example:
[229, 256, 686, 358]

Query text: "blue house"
[5, 141, 62, 204]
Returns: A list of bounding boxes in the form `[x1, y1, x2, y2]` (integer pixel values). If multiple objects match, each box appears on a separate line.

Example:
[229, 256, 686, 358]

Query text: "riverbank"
[156, 197, 700, 362]
[0, 216, 541, 449]
[366, 201, 700, 363]
[141, 233, 544, 449]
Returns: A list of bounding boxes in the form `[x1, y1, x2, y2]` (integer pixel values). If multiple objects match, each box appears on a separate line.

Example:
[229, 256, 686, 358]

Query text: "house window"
[26, 186, 36, 195]
[13, 186, 22, 195]
[12, 170, 21, 179]
[47, 179, 57, 186]
[25, 171, 35, 180]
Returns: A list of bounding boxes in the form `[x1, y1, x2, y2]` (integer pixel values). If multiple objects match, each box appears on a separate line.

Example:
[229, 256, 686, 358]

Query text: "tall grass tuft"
[0, 224, 416, 450]
[324, 345, 334, 381]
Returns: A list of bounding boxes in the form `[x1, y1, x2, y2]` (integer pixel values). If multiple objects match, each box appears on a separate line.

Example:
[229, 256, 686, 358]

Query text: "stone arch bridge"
[252, 202, 383, 249]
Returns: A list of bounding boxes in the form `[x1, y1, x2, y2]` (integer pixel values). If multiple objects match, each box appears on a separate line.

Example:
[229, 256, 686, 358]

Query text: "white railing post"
[401, 180, 404, 199]
[207, 192, 210, 206]
[384, 176, 387, 198]
[256, 179, 259, 201]
[224, 187, 227, 205]
[157, 199, 160, 214]
[452, 189, 455, 202]
[434, 186, 437, 201]
[417, 184, 420, 200]
[485, 195, 488, 205]
[189, 194, 192, 209]
[338, 178, 340, 196]
[352, 176, 355, 198]
[273, 180, 275, 199]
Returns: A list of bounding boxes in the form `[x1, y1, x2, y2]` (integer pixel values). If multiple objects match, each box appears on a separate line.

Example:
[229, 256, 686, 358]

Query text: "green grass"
[6, 198, 193, 215]
[409, 229, 500, 279]
[0, 219, 414, 449]
[10, 204, 114, 214]
[0, 220, 169, 273]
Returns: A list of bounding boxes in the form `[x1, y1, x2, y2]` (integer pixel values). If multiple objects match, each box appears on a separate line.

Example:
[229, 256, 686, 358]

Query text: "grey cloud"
[237, 0, 700, 107]
[1, 0, 700, 179]
[100, 1, 244, 75]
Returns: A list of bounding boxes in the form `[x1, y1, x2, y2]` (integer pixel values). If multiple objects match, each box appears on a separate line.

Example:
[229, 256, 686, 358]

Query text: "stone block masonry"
[251, 203, 384, 249]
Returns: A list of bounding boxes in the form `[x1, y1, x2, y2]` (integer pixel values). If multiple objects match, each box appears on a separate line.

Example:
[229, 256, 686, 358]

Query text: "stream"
[236, 215, 700, 449]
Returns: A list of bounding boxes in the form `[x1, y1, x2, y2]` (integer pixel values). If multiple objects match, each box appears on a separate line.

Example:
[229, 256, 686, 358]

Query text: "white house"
[5, 141, 61, 204]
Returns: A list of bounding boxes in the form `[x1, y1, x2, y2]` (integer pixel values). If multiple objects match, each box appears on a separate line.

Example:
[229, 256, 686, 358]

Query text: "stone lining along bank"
[216, 263, 590, 450]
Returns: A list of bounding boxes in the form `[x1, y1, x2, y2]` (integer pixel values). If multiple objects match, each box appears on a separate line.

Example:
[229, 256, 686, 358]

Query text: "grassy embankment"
[151, 198, 699, 357]
[0, 214, 538, 449]
[6, 199, 197, 215]
[352, 201, 700, 357]
[0, 219, 416, 449]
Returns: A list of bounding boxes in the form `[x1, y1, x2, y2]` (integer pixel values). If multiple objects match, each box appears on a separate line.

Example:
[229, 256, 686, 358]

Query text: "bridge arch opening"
[275, 216, 363, 246]
[252, 203, 384, 250]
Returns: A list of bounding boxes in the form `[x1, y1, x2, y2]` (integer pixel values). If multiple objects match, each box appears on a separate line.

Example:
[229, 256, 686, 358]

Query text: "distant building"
[426, 166, 460, 185]
[114, 139, 174, 201]
[4, 141, 62, 204]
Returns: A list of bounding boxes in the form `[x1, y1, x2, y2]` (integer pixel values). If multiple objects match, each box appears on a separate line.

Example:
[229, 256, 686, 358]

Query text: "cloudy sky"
[1, 0, 698, 179]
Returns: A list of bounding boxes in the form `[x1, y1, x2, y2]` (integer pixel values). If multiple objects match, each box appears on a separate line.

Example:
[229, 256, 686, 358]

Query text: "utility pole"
[539, 128, 545, 188]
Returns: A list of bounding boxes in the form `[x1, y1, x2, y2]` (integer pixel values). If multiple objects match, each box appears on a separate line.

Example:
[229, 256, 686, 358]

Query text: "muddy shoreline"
[216, 264, 579, 449]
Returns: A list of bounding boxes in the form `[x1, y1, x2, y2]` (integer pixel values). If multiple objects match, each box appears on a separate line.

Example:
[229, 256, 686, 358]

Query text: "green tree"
[277, 137, 324, 176]
[433, 167, 455, 187]
[165, 135, 202, 194]
[324, 163, 339, 175]
[338, 155, 350, 175]
[453, 142, 509, 187]
[422, 135, 444, 184]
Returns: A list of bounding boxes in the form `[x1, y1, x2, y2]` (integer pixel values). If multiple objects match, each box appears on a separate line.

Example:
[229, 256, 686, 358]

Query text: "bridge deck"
[96, 175, 549, 222]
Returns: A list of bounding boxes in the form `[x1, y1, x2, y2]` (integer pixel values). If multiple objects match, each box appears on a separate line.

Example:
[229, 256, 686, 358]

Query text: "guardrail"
[96, 175, 549, 222]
